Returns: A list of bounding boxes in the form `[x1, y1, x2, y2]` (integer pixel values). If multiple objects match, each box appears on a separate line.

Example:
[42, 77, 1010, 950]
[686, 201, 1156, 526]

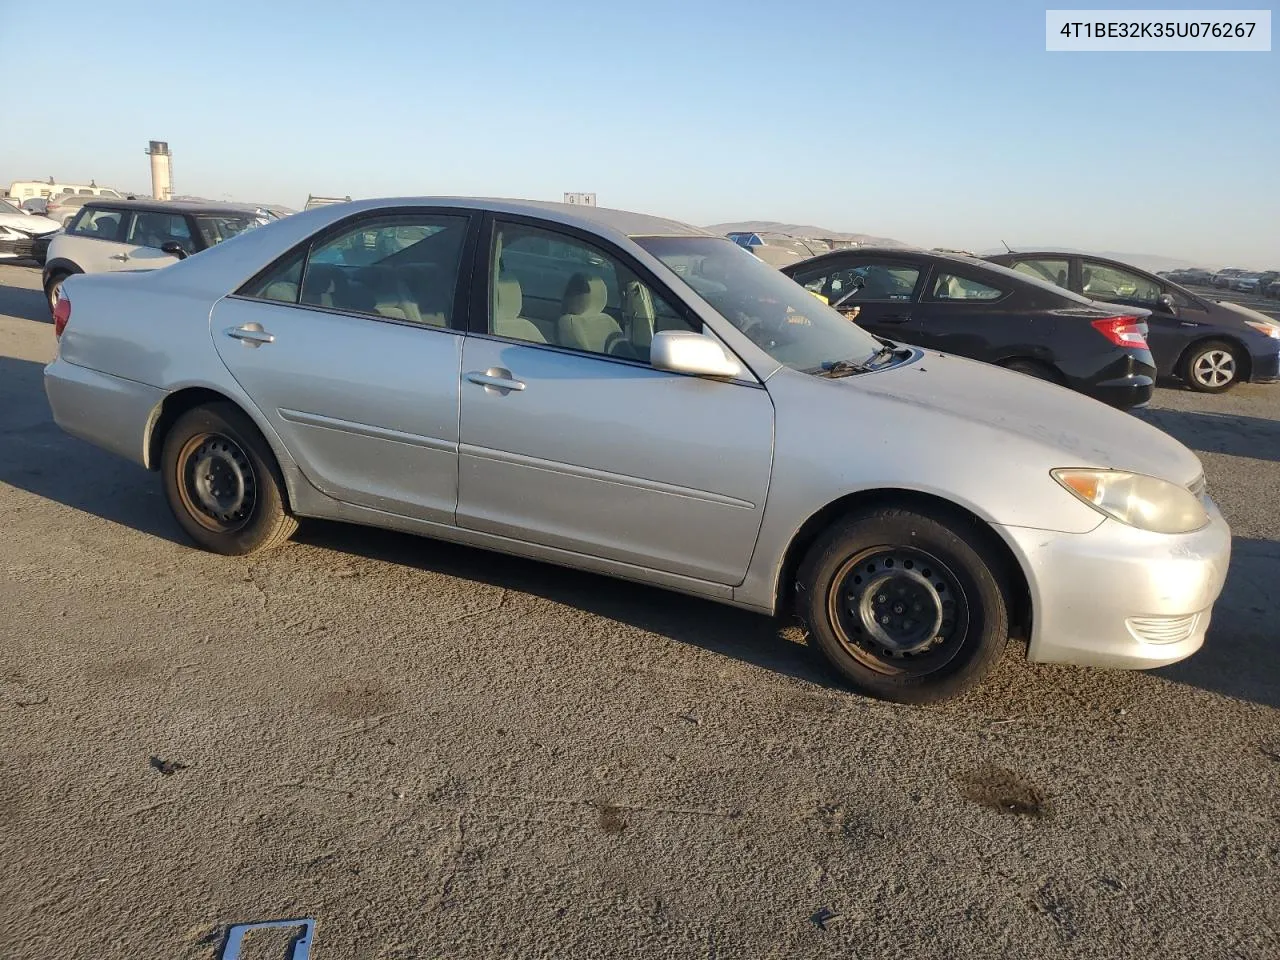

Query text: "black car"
[986, 252, 1280, 394]
[781, 249, 1156, 409]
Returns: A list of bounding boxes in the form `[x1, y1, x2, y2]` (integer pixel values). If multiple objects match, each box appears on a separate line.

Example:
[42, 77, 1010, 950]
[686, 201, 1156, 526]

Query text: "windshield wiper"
[817, 344, 903, 378]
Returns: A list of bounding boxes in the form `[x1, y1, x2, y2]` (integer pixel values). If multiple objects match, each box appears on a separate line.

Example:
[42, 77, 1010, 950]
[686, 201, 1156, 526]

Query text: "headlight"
[1052, 469, 1209, 534]
[1244, 320, 1280, 339]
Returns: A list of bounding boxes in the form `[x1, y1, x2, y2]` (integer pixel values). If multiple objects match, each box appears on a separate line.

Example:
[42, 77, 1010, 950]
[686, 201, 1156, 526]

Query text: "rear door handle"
[881, 314, 910, 323]
[225, 324, 275, 346]
[466, 368, 526, 394]
[109, 253, 130, 262]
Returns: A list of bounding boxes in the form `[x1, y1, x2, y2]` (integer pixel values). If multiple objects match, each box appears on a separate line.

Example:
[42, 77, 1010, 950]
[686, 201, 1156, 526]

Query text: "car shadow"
[1155, 536, 1280, 709]
[1135, 407, 1280, 463]
[0, 355, 184, 543]
[0, 267, 51, 324]
[2, 350, 1276, 706]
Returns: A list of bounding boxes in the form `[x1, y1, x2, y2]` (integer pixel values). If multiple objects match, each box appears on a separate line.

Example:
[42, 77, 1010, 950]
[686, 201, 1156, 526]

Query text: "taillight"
[1090, 316, 1148, 349]
[53, 293, 71, 338]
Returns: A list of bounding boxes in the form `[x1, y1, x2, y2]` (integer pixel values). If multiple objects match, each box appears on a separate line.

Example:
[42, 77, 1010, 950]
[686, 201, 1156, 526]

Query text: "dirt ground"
[1, 262, 1277, 959]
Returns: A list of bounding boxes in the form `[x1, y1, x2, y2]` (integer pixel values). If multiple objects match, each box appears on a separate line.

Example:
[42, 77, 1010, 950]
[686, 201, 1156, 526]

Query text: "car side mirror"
[160, 240, 188, 260]
[1156, 293, 1176, 313]
[649, 330, 742, 379]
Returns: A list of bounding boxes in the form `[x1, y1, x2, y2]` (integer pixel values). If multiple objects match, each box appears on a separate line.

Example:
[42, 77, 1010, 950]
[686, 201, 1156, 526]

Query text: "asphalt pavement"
[0, 263, 1276, 960]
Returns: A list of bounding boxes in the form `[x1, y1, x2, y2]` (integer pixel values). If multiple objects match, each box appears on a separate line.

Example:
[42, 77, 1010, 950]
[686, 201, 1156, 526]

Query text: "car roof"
[79, 198, 265, 216]
[305, 197, 717, 239]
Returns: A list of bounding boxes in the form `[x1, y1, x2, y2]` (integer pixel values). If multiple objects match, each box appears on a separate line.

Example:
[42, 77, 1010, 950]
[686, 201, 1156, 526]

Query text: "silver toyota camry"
[43, 198, 1232, 702]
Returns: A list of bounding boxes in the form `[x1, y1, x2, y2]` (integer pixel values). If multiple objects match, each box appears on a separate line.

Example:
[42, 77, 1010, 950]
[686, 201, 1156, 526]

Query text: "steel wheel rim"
[48, 279, 62, 311]
[1193, 350, 1235, 387]
[175, 432, 257, 533]
[827, 547, 970, 677]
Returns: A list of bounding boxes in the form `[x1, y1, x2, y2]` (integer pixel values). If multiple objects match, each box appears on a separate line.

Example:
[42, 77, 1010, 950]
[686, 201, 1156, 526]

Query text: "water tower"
[145, 140, 173, 200]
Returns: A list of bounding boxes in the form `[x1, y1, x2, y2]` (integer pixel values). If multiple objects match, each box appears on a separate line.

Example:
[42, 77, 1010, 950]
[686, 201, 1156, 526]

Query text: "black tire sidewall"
[1183, 340, 1239, 393]
[798, 509, 1009, 703]
[161, 402, 291, 555]
[44, 271, 68, 315]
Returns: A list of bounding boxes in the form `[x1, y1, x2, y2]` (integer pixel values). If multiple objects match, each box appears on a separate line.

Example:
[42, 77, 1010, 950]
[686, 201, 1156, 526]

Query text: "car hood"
[1214, 299, 1280, 329]
[0, 213, 59, 235]
[847, 350, 1203, 487]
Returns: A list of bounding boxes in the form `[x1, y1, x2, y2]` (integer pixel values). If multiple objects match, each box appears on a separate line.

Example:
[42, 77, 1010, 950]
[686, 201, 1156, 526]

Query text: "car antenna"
[1001, 239, 1014, 253]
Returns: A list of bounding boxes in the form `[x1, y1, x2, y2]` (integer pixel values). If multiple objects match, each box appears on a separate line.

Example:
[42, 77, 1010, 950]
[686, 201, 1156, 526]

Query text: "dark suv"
[987, 252, 1280, 394]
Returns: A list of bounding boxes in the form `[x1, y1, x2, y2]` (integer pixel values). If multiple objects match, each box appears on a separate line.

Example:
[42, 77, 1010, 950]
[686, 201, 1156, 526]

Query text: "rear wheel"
[1182, 340, 1241, 393]
[161, 402, 297, 555]
[1000, 358, 1060, 383]
[797, 506, 1011, 703]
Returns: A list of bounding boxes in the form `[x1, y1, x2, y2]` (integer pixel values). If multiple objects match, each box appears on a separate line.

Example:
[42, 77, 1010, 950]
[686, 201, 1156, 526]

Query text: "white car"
[42, 197, 1231, 703]
[0, 198, 60, 263]
[42, 199, 270, 312]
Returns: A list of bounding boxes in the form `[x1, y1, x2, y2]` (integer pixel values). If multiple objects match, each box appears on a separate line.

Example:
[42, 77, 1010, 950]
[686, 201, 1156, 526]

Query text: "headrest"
[495, 277, 522, 323]
[562, 273, 608, 315]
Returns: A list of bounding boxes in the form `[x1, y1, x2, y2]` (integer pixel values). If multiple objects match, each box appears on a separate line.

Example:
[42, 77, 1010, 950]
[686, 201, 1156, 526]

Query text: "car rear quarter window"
[926, 272, 1006, 302]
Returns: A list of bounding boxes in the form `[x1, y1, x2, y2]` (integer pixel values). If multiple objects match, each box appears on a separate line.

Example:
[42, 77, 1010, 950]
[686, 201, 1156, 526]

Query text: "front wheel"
[797, 506, 1011, 703]
[1183, 340, 1241, 393]
[161, 402, 298, 555]
[44, 271, 69, 316]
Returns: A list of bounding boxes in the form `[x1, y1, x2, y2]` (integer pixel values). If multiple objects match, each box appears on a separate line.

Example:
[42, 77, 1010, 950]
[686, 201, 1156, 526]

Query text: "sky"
[4, 0, 1277, 267]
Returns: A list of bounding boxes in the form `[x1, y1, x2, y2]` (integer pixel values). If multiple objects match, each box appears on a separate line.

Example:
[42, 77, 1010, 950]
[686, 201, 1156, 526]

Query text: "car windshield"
[194, 214, 270, 247]
[635, 236, 885, 373]
[1, 199, 23, 216]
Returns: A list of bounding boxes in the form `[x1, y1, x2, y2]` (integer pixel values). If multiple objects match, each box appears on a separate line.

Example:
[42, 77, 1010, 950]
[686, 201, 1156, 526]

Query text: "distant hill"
[706, 220, 910, 247]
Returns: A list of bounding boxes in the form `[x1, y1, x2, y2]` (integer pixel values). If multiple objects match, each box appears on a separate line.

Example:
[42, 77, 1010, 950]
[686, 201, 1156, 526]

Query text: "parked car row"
[44, 198, 1232, 704]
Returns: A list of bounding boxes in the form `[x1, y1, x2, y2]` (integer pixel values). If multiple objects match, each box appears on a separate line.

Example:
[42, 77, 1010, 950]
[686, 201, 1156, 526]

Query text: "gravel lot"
[1, 262, 1277, 960]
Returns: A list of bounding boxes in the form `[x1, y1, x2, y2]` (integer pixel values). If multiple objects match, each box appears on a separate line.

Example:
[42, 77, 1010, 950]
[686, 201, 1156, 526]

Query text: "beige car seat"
[494, 277, 546, 343]
[557, 273, 621, 353]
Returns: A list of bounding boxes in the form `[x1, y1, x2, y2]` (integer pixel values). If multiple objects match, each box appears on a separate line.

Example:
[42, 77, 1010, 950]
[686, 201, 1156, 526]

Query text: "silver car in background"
[44, 198, 1231, 702]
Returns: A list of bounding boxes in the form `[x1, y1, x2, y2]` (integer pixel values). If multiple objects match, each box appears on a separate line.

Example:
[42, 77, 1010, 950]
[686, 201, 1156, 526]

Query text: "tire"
[1182, 340, 1241, 393]
[797, 506, 1011, 704]
[1001, 358, 1060, 383]
[44, 271, 69, 316]
[160, 401, 297, 555]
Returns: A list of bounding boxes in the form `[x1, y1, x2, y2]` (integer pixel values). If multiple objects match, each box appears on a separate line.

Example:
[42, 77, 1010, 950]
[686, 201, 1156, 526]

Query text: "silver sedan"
[43, 198, 1231, 702]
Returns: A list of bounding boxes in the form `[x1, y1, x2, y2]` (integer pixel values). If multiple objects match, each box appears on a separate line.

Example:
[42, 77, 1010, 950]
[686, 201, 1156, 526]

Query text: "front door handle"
[881, 314, 910, 324]
[225, 324, 275, 346]
[109, 253, 130, 261]
[466, 367, 526, 394]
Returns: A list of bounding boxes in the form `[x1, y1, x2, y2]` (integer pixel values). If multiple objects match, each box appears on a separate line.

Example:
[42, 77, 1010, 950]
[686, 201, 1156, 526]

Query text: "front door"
[211, 210, 476, 523]
[119, 209, 198, 270]
[456, 217, 774, 585]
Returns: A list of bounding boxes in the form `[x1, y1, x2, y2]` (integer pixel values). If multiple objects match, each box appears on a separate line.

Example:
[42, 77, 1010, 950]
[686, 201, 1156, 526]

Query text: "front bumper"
[999, 499, 1231, 669]
[1247, 344, 1280, 383]
[0, 232, 55, 264]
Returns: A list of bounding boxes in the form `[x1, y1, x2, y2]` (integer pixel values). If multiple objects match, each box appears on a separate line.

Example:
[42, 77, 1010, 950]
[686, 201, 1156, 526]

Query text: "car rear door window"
[242, 214, 469, 327]
[925, 272, 1006, 302]
[1081, 260, 1162, 305]
[1009, 258, 1070, 288]
[68, 208, 124, 241]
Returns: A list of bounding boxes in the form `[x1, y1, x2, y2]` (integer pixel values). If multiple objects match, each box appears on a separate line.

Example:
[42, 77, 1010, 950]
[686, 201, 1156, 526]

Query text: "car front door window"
[489, 221, 694, 362]
[1081, 261, 1162, 306]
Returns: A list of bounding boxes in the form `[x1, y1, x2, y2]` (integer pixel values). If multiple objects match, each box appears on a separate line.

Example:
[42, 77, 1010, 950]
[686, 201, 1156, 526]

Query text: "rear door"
[211, 208, 478, 523]
[788, 256, 925, 340]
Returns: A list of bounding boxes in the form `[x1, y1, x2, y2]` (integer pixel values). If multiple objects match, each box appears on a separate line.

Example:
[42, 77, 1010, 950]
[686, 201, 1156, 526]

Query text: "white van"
[7, 180, 124, 202]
